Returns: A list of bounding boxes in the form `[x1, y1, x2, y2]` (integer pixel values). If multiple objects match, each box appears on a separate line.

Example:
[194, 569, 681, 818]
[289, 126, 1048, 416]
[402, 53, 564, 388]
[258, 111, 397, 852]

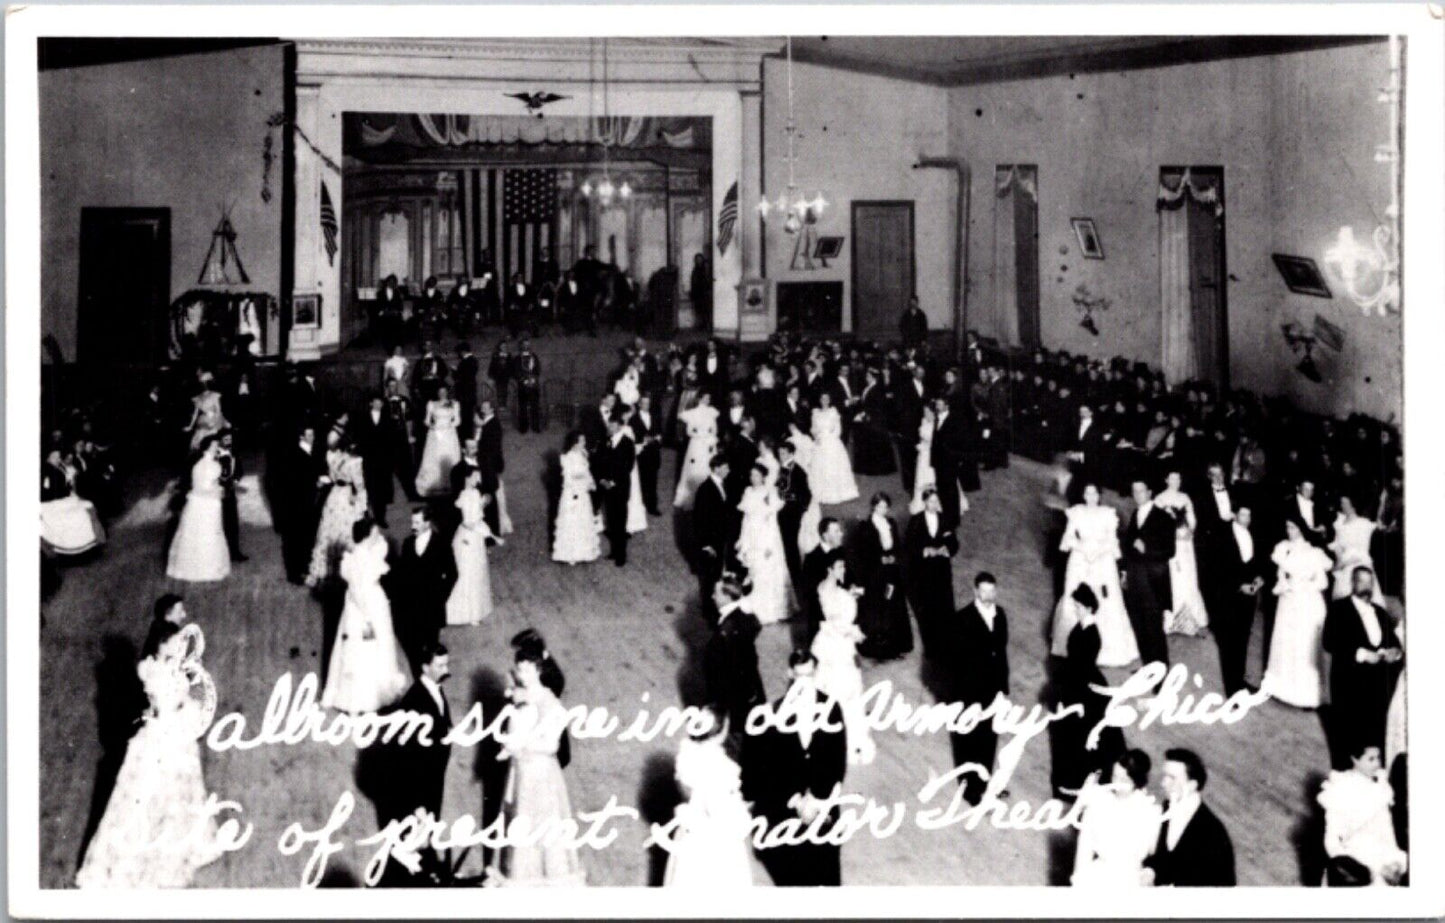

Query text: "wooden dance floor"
[41, 434, 1335, 887]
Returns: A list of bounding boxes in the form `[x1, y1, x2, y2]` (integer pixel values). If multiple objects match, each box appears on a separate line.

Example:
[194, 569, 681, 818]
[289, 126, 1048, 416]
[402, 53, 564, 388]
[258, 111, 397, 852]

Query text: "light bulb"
[581, 180, 594, 198]
[619, 180, 632, 199]
[784, 212, 802, 235]
[757, 197, 771, 217]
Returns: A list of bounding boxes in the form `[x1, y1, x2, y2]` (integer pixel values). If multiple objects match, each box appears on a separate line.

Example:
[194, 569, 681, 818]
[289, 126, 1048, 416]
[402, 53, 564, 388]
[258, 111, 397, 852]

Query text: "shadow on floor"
[636, 749, 683, 886]
[76, 633, 147, 871]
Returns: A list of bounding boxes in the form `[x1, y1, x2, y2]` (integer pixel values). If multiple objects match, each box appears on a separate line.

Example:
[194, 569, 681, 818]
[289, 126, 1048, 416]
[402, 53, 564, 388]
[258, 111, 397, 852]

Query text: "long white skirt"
[1261, 588, 1326, 708]
[1164, 532, 1210, 634]
[415, 425, 461, 497]
[811, 434, 859, 506]
[41, 495, 106, 555]
[321, 584, 411, 713]
[166, 492, 230, 582]
[627, 461, 648, 534]
[552, 486, 601, 564]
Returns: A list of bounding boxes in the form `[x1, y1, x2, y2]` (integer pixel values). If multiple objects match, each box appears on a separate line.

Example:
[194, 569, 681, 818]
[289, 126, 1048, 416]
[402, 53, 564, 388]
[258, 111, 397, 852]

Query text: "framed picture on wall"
[291, 292, 322, 329]
[1271, 253, 1333, 298]
[1071, 218, 1105, 260]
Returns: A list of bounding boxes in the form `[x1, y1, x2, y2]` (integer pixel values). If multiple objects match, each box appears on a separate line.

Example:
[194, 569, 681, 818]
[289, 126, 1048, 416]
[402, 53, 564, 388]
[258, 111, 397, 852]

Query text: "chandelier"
[1322, 35, 1402, 316]
[758, 37, 827, 234]
[579, 38, 632, 207]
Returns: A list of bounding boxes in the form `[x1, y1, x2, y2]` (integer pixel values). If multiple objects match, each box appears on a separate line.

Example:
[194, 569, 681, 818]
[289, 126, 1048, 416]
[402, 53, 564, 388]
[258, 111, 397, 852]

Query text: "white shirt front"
[872, 515, 893, 551]
[1351, 596, 1383, 647]
[975, 601, 997, 631]
[1297, 495, 1315, 528]
[1136, 501, 1154, 528]
[729, 407, 743, 424]
[1078, 418, 1092, 441]
[1165, 793, 1202, 851]
[1212, 484, 1234, 522]
[1232, 522, 1254, 564]
[419, 675, 447, 716]
[415, 530, 431, 556]
[925, 511, 940, 537]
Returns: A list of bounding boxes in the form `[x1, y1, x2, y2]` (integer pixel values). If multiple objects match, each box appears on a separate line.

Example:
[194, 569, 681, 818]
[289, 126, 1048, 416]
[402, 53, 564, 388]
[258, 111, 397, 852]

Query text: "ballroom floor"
[40, 432, 1341, 888]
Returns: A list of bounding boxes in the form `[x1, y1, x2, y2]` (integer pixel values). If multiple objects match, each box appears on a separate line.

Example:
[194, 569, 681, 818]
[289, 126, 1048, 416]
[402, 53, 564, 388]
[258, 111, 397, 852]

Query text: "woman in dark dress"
[852, 366, 898, 477]
[1048, 583, 1126, 800]
[904, 487, 957, 658]
[855, 492, 913, 661]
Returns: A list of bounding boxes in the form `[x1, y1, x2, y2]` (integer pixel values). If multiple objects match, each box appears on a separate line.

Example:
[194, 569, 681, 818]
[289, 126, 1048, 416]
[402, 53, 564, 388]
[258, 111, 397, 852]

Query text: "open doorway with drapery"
[993, 165, 1040, 347]
[1158, 166, 1227, 386]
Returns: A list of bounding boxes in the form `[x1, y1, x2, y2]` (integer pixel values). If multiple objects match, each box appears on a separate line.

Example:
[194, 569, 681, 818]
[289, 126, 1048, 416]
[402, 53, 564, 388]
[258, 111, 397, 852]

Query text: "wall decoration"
[1271, 253, 1333, 298]
[1071, 283, 1111, 336]
[291, 292, 322, 330]
[1281, 321, 1323, 382]
[813, 235, 844, 267]
[1071, 218, 1104, 260]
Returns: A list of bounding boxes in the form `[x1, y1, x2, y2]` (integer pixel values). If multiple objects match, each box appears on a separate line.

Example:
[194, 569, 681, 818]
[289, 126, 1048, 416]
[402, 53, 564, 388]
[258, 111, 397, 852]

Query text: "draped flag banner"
[502, 168, 559, 282]
[319, 182, 339, 266]
[716, 181, 738, 256]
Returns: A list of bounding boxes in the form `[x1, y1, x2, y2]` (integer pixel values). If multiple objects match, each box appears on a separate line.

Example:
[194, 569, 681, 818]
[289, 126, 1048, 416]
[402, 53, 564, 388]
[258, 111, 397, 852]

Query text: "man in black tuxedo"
[940, 572, 1010, 806]
[699, 339, 729, 407]
[703, 579, 767, 742]
[449, 436, 498, 536]
[1144, 748, 1236, 887]
[892, 364, 927, 495]
[216, 429, 246, 563]
[412, 342, 448, 405]
[692, 455, 733, 606]
[775, 441, 812, 584]
[782, 382, 810, 436]
[474, 399, 506, 536]
[745, 650, 848, 887]
[1322, 568, 1403, 768]
[593, 414, 636, 566]
[579, 393, 617, 458]
[898, 295, 928, 349]
[390, 507, 457, 664]
[514, 344, 542, 433]
[798, 518, 845, 646]
[382, 381, 420, 502]
[1066, 403, 1106, 487]
[1208, 505, 1266, 697]
[719, 388, 749, 444]
[748, 366, 788, 444]
[1121, 479, 1176, 676]
[629, 394, 663, 516]
[503, 273, 535, 338]
[557, 270, 586, 335]
[724, 415, 759, 508]
[453, 342, 479, 432]
[377, 642, 454, 886]
[930, 394, 975, 530]
[278, 424, 328, 584]
[905, 488, 958, 658]
[354, 393, 396, 519]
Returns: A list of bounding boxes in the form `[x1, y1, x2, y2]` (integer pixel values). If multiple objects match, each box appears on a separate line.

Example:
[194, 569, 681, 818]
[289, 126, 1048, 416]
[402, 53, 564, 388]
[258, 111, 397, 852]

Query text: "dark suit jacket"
[592, 436, 636, 503]
[504, 283, 534, 315]
[628, 408, 662, 455]
[777, 461, 812, 521]
[905, 513, 959, 568]
[941, 602, 1010, 707]
[280, 441, 327, 530]
[892, 379, 927, 438]
[475, 415, 505, 475]
[930, 409, 972, 472]
[693, 476, 733, 560]
[388, 680, 453, 819]
[745, 685, 847, 826]
[703, 606, 766, 733]
[1322, 597, 1402, 742]
[1146, 802, 1236, 886]
[394, 531, 457, 635]
[1122, 504, 1178, 566]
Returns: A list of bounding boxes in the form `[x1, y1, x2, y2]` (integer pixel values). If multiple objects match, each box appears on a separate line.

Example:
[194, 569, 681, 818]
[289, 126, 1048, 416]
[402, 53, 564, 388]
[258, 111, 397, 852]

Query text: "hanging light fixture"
[578, 39, 631, 207]
[758, 37, 828, 234]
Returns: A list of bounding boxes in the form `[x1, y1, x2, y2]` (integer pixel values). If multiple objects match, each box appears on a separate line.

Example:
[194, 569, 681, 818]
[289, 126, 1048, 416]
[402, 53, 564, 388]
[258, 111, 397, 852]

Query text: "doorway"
[78, 208, 171, 364]
[1159, 167, 1228, 386]
[851, 201, 915, 338]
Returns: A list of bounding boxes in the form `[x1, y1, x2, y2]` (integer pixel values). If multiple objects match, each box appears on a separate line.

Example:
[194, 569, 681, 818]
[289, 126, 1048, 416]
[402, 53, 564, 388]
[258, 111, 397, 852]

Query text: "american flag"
[319, 182, 338, 266]
[501, 169, 559, 280]
[716, 181, 738, 255]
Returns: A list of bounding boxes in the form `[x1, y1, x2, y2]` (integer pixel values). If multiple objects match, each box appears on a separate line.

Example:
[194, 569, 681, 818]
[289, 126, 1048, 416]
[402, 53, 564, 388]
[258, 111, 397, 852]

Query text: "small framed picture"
[291, 292, 322, 329]
[1071, 218, 1104, 260]
[1271, 253, 1333, 298]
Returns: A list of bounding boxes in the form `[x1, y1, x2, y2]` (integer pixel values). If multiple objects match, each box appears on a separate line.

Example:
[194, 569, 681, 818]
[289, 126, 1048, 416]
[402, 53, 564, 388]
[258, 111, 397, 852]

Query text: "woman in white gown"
[785, 424, 824, 556]
[735, 462, 791, 625]
[813, 558, 876, 765]
[76, 621, 225, 888]
[307, 443, 368, 587]
[447, 470, 500, 625]
[322, 520, 411, 713]
[1155, 470, 1209, 636]
[1261, 517, 1332, 708]
[909, 406, 940, 515]
[415, 385, 462, 497]
[166, 437, 231, 583]
[673, 394, 719, 509]
[552, 433, 602, 565]
[1329, 495, 1385, 604]
[661, 711, 755, 889]
[613, 362, 642, 408]
[1319, 742, 1407, 884]
[1070, 749, 1162, 888]
[41, 447, 106, 556]
[809, 391, 859, 505]
[624, 424, 648, 536]
[185, 376, 228, 453]
[382, 345, 410, 398]
[1053, 482, 1139, 667]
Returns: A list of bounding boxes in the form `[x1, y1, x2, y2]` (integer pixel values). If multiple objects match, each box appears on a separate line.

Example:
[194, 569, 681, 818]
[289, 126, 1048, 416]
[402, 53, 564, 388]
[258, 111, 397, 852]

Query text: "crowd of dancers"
[53, 312, 1407, 889]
